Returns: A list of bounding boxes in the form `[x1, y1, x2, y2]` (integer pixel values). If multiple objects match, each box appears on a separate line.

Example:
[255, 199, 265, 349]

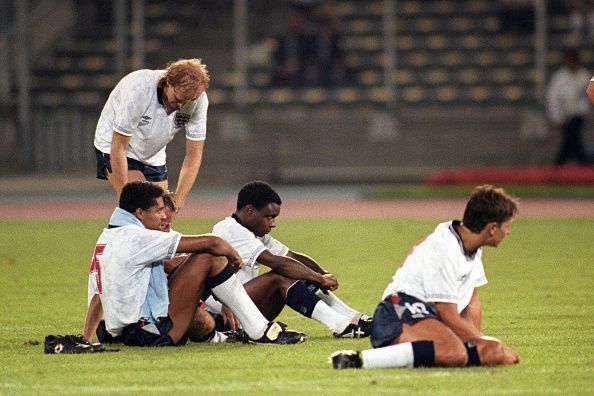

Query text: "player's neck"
[456, 223, 483, 254]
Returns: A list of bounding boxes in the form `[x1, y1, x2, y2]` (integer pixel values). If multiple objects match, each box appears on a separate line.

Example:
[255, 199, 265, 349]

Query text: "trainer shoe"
[44, 334, 105, 354]
[249, 322, 307, 345]
[221, 329, 249, 343]
[333, 315, 372, 338]
[329, 350, 363, 369]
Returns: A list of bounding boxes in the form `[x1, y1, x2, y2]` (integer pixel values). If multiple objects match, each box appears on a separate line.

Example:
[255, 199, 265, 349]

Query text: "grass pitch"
[0, 218, 593, 395]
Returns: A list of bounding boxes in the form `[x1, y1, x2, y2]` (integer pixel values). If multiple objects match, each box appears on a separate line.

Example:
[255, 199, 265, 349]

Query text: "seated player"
[85, 181, 305, 346]
[84, 191, 243, 344]
[331, 185, 521, 368]
[207, 180, 371, 338]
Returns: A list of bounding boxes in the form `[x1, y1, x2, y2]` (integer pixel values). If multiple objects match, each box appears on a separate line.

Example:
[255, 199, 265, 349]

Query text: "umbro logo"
[139, 115, 152, 126]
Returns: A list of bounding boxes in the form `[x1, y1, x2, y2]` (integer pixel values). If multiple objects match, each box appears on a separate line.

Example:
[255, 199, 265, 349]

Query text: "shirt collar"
[108, 207, 146, 229]
[449, 220, 476, 258]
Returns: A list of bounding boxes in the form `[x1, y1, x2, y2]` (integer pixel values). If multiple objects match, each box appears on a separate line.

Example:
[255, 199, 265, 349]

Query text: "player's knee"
[434, 340, 468, 367]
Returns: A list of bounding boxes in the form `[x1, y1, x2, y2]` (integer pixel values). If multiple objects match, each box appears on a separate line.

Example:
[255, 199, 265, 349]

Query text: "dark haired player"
[331, 185, 520, 368]
[208, 181, 371, 338]
[85, 181, 304, 346]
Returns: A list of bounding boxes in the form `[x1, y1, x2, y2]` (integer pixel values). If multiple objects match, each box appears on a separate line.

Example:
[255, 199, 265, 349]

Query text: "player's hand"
[228, 254, 244, 272]
[502, 345, 520, 365]
[221, 305, 239, 331]
[319, 273, 338, 293]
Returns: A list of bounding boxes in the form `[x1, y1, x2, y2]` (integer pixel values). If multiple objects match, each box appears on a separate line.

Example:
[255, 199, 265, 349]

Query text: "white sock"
[310, 300, 352, 333]
[210, 274, 267, 339]
[315, 290, 360, 318]
[361, 343, 415, 369]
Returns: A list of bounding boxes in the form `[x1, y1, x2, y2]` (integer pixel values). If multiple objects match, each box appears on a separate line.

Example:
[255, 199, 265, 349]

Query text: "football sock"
[464, 341, 481, 366]
[314, 290, 360, 318]
[361, 341, 435, 368]
[286, 281, 352, 333]
[286, 281, 321, 318]
[209, 264, 267, 340]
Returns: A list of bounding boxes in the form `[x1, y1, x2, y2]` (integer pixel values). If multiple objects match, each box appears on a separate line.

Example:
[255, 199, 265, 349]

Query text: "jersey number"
[89, 244, 106, 294]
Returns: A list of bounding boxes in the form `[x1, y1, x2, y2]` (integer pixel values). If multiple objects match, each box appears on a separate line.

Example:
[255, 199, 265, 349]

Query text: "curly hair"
[237, 181, 282, 210]
[119, 181, 165, 214]
[160, 58, 210, 101]
[462, 185, 519, 233]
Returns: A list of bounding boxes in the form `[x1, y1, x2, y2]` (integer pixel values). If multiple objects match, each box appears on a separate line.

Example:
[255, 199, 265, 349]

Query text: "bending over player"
[208, 181, 371, 338]
[331, 185, 520, 368]
[85, 181, 304, 346]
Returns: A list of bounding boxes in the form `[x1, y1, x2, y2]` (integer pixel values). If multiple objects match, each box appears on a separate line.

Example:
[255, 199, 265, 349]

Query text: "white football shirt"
[88, 224, 182, 336]
[211, 216, 289, 284]
[382, 221, 487, 313]
[94, 69, 208, 166]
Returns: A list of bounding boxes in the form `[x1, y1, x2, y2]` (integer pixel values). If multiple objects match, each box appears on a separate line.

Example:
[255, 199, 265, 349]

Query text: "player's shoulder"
[212, 216, 249, 236]
[116, 69, 161, 91]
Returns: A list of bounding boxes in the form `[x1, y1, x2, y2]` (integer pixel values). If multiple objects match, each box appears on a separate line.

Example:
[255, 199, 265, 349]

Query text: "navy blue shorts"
[370, 293, 439, 348]
[95, 148, 168, 182]
[121, 316, 188, 347]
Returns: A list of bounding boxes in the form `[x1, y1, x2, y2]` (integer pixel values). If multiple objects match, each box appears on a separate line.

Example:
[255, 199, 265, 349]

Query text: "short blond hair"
[161, 58, 210, 101]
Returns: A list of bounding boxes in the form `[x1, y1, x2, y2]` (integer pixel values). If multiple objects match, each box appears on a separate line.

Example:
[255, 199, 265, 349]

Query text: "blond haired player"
[94, 58, 210, 215]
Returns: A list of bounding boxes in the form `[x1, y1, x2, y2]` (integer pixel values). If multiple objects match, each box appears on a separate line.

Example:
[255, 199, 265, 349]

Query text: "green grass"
[363, 184, 594, 199]
[1, 218, 593, 395]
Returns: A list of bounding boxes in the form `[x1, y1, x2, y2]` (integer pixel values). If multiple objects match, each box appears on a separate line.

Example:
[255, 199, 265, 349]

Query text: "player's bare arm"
[108, 131, 133, 195]
[287, 250, 329, 275]
[163, 255, 190, 275]
[434, 302, 483, 341]
[174, 139, 205, 212]
[83, 294, 103, 342]
[258, 249, 338, 290]
[460, 288, 482, 331]
[177, 234, 243, 271]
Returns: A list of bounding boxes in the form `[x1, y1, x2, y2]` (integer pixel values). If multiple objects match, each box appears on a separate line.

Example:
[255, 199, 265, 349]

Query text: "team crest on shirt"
[174, 112, 190, 128]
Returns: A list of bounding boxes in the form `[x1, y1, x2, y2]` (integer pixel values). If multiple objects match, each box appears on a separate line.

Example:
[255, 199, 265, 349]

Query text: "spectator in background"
[311, 0, 345, 87]
[271, 7, 317, 87]
[546, 49, 592, 165]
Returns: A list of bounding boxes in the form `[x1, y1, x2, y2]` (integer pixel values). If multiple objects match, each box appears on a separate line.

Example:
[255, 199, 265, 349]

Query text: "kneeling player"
[331, 185, 520, 368]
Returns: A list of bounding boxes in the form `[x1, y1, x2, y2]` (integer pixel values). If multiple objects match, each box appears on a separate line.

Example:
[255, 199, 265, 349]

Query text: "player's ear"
[485, 222, 498, 236]
[245, 205, 256, 216]
[134, 207, 145, 220]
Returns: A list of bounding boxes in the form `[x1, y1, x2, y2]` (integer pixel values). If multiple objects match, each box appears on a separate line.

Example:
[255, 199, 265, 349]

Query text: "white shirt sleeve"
[185, 92, 208, 141]
[261, 234, 289, 256]
[111, 75, 152, 136]
[129, 229, 182, 266]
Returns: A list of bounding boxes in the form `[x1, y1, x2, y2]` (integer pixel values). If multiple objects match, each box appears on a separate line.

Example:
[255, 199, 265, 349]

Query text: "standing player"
[331, 185, 520, 368]
[86, 181, 304, 346]
[208, 181, 372, 338]
[94, 58, 210, 214]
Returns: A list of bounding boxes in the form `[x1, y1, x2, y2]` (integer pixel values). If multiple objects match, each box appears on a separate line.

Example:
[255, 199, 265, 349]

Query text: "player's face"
[160, 205, 175, 232]
[249, 203, 280, 237]
[139, 197, 167, 231]
[486, 218, 514, 247]
[163, 84, 192, 112]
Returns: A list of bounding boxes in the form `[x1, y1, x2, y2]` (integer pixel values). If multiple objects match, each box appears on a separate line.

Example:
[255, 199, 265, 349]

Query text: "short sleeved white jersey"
[382, 221, 487, 313]
[93, 69, 208, 166]
[211, 216, 289, 283]
[87, 225, 182, 336]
